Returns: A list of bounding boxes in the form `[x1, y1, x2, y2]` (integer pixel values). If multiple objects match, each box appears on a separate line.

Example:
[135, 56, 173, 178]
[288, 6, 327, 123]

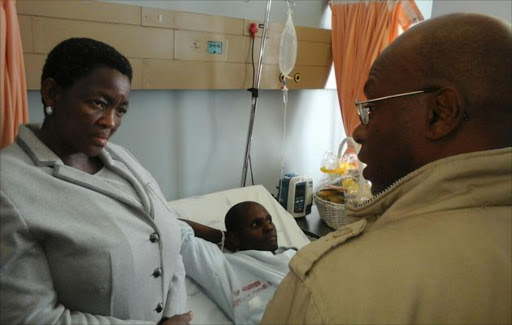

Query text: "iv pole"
[240, 0, 272, 187]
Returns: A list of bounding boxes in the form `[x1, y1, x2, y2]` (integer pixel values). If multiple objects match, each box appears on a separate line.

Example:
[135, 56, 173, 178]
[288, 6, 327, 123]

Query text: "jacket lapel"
[17, 124, 151, 216]
[52, 163, 147, 213]
[100, 150, 153, 216]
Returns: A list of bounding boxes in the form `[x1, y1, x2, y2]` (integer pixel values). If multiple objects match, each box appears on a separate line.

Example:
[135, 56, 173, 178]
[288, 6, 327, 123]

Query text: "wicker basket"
[314, 194, 360, 229]
[315, 137, 364, 230]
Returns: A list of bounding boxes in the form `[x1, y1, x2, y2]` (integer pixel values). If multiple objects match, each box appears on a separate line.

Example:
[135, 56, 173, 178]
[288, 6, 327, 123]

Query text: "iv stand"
[240, 0, 272, 187]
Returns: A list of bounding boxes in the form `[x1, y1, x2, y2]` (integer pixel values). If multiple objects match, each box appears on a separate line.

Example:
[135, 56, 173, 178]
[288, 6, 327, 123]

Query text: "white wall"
[28, 89, 344, 200]
[416, 0, 433, 20]
[432, 0, 511, 22]
[27, 0, 344, 200]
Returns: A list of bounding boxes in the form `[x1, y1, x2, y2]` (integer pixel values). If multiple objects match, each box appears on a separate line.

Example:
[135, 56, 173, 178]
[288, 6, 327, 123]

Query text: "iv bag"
[279, 9, 297, 79]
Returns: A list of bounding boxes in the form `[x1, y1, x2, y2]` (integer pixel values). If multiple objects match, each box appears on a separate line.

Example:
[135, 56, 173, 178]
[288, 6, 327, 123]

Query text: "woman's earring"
[45, 106, 54, 115]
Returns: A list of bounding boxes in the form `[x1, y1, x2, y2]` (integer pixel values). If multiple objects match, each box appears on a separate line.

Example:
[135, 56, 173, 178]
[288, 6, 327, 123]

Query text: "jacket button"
[155, 302, 164, 313]
[150, 232, 160, 243]
[152, 267, 162, 278]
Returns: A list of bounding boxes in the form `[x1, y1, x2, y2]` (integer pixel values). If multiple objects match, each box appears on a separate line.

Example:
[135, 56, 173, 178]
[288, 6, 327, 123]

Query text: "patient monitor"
[278, 173, 313, 218]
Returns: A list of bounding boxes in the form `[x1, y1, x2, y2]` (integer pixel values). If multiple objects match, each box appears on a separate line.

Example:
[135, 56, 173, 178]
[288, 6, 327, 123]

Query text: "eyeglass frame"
[354, 87, 469, 125]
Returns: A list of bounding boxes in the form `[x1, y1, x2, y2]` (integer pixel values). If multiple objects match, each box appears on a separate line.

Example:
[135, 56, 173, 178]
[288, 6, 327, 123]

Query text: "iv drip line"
[279, 87, 288, 182]
[276, 1, 297, 200]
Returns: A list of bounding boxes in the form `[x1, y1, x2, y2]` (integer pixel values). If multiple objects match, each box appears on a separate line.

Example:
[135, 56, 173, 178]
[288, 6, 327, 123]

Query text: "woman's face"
[46, 66, 131, 158]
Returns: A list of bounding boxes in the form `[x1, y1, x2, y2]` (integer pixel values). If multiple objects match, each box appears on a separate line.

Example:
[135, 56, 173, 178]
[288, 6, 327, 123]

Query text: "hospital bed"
[168, 185, 311, 324]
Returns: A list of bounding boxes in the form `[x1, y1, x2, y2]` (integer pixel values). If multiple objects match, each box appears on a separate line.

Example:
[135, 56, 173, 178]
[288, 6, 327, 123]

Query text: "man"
[261, 13, 511, 324]
[179, 201, 296, 324]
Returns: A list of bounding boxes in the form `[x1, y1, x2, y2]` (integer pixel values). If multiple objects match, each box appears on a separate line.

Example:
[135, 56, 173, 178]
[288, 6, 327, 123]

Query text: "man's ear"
[224, 232, 240, 252]
[426, 87, 465, 140]
[41, 78, 62, 108]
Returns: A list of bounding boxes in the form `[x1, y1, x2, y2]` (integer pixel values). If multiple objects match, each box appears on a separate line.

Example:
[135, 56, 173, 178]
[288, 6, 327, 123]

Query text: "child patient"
[179, 201, 296, 324]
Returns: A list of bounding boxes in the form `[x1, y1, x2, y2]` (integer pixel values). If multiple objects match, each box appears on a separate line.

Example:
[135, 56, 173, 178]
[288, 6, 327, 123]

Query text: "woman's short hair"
[41, 37, 133, 90]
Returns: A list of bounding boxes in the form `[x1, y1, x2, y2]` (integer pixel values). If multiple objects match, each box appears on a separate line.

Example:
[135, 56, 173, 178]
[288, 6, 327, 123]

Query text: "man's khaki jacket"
[261, 148, 512, 324]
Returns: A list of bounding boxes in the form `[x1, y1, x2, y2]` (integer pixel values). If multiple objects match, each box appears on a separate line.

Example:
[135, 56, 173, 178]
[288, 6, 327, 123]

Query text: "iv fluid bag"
[279, 9, 297, 79]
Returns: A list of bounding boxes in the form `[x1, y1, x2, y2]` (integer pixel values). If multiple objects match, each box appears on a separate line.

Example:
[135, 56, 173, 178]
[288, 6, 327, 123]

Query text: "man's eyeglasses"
[354, 88, 469, 125]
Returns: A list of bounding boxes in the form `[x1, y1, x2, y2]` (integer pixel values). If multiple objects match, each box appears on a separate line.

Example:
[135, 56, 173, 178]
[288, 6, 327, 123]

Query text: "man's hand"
[160, 311, 193, 325]
[180, 219, 223, 245]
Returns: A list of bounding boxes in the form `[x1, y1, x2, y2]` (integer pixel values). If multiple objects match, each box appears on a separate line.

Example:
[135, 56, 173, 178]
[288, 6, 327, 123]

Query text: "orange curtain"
[1, 0, 28, 149]
[331, 0, 419, 136]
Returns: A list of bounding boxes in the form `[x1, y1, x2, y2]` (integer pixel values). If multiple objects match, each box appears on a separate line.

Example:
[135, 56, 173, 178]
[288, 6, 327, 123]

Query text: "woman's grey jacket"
[0, 124, 186, 324]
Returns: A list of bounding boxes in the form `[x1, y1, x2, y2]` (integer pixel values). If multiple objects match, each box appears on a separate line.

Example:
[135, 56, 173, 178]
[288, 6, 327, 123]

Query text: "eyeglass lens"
[356, 103, 369, 125]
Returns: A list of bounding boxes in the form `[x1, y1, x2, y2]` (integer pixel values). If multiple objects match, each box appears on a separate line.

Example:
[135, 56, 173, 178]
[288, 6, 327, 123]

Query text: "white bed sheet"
[168, 185, 310, 324]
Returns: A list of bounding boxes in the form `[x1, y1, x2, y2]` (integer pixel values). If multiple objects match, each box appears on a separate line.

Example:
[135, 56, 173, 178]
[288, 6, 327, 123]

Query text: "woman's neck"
[37, 123, 104, 174]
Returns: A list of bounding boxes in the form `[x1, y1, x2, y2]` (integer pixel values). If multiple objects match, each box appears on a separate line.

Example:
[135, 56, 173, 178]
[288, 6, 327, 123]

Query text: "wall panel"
[142, 60, 251, 89]
[16, 0, 141, 25]
[142, 7, 244, 35]
[18, 15, 33, 53]
[31, 17, 174, 59]
[23, 53, 45, 90]
[174, 30, 248, 63]
[19, 1, 331, 90]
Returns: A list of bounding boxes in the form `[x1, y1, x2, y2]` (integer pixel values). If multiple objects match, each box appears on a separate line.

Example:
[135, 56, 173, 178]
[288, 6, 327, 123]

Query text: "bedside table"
[295, 205, 334, 239]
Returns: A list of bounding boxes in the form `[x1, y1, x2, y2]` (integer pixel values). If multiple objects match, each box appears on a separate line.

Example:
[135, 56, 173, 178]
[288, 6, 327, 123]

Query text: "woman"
[0, 38, 192, 325]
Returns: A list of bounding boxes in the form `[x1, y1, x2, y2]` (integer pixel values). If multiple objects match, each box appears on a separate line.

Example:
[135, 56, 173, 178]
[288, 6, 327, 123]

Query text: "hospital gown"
[179, 221, 295, 324]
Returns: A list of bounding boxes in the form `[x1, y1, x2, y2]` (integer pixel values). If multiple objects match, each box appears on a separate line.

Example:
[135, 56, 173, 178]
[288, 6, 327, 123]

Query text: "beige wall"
[18, 0, 332, 90]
